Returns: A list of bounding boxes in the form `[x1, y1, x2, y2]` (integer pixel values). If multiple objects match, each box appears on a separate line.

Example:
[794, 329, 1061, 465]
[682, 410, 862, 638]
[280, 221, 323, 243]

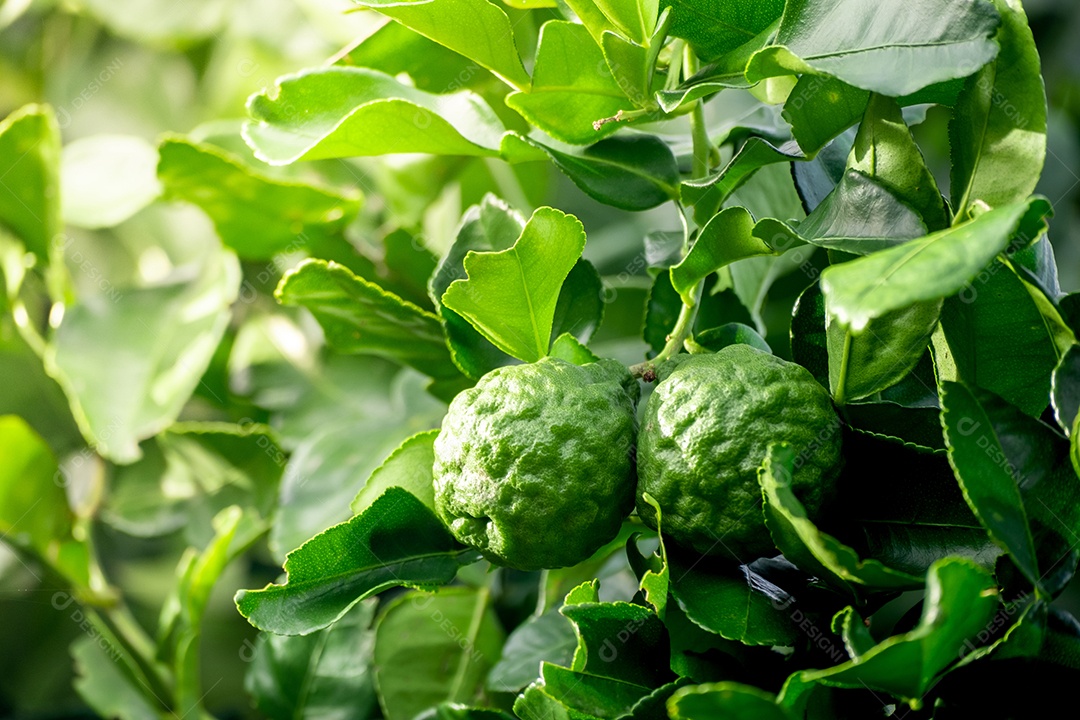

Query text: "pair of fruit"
[432, 344, 842, 571]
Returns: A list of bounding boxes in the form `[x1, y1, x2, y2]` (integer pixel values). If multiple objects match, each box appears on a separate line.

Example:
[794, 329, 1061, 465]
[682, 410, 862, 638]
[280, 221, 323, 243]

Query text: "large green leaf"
[244, 67, 506, 165]
[354, 0, 530, 90]
[0, 104, 61, 264]
[760, 444, 921, 596]
[157, 137, 362, 260]
[949, 0, 1046, 220]
[849, 94, 949, 231]
[0, 415, 88, 586]
[487, 609, 578, 694]
[246, 600, 379, 720]
[374, 587, 505, 720]
[939, 261, 1062, 417]
[670, 207, 775, 305]
[503, 133, 679, 211]
[506, 21, 635, 144]
[668, 547, 798, 647]
[669, 683, 790, 720]
[60, 135, 161, 229]
[442, 206, 586, 363]
[746, 0, 1001, 97]
[663, 0, 785, 62]
[1053, 345, 1080, 436]
[235, 488, 479, 636]
[820, 197, 1050, 333]
[430, 196, 521, 379]
[351, 429, 439, 515]
[827, 299, 942, 404]
[47, 247, 240, 464]
[795, 558, 998, 703]
[276, 259, 459, 380]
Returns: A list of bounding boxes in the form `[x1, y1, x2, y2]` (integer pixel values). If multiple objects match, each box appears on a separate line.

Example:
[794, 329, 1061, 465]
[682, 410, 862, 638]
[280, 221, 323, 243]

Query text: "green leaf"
[270, 367, 446, 560]
[692, 323, 770, 354]
[235, 487, 479, 635]
[827, 299, 942, 404]
[796, 558, 998, 703]
[532, 662, 652, 718]
[276, 259, 459, 380]
[47, 247, 240, 464]
[560, 598, 673, 688]
[0, 104, 61, 264]
[354, 0, 530, 90]
[503, 133, 679, 211]
[1053, 345, 1080, 436]
[670, 207, 776, 305]
[643, 269, 681, 355]
[600, 8, 670, 108]
[0, 415, 88, 586]
[71, 636, 161, 720]
[663, 0, 785, 62]
[820, 197, 1051, 333]
[849, 94, 948, 231]
[431, 195, 522, 379]
[630, 497, 670, 618]
[551, 259, 605, 345]
[940, 381, 1040, 589]
[244, 67, 506, 165]
[61, 135, 161, 229]
[550, 332, 601, 365]
[669, 682, 789, 720]
[246, 599, 379, 720]
[157, 137, 362, 260]
[351, 429, 439, 515]
[415, 705, 515, 720]
[668, 547, 798, 647]
[949, 0, 1046, 219]
[760, 444, 921, 595]
[486, 609, 578, 693]
[373, 587, 505, 720]
[442, 206, 587, 363]
[746, 0, 1001, 97]
[681, 138, 802, 227]
[594, 0, 658, 45]
[506, 21, 635, 145]
[939, 260, 1062, 418]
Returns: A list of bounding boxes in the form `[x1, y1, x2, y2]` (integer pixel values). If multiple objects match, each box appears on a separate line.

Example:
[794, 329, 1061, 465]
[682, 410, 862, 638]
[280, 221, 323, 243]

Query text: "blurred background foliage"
[1, 0, 1080, 716]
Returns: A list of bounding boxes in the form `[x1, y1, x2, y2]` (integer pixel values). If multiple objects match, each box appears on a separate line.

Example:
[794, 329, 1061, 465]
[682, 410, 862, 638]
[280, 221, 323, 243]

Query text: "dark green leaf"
[827, 299, 942, 404]
[795, 558, 998, 703]
[760, 444, 921, 595]
[669, 682, 789, 720]
[235, 488, 479, 635]
[505, 133, 679, 211]
[373, 587, 505, 720]
[746, 0, 1000, 97]
[157, 136, 362, 260]
[663, 0, 784, 62]
[668, 545, 798, 647]
[247, 600, 378, 720]
[536, 662, 651, 718]
[72, 636, 163, 720]
[949, 0, 1046, 219]
[276, 259, 459, 380]
[643, 270, 681, 355]
[442, 207, 587, 363]
[939, 260, 1061, 417]
[245, 67, 505, 165]
[1053, 345, 1080, 436]
[820, 197, 1050, 333]
[551, 259, 605, 345]
[487, 609, 578, 693]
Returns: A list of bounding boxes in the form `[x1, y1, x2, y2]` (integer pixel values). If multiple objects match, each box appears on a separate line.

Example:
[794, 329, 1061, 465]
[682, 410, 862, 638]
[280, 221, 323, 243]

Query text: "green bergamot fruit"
[637, 344, 842, 559]
[433, 357, 639, 571]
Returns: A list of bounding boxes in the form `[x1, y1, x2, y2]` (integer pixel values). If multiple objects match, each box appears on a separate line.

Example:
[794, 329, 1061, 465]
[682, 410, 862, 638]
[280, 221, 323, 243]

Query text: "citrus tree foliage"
[1, 0, 1080, 718]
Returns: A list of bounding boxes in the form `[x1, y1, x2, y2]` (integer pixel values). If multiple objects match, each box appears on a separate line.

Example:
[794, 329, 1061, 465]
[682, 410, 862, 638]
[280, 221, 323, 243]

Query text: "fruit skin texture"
[637, 345, 842, 559]
[433, 357, 640, 571]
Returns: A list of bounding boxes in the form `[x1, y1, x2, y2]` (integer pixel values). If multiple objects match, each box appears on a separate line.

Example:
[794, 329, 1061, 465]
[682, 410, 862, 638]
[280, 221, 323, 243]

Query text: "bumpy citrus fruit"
[433, 357, 639, 571]
[637, 344, 841, 559]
